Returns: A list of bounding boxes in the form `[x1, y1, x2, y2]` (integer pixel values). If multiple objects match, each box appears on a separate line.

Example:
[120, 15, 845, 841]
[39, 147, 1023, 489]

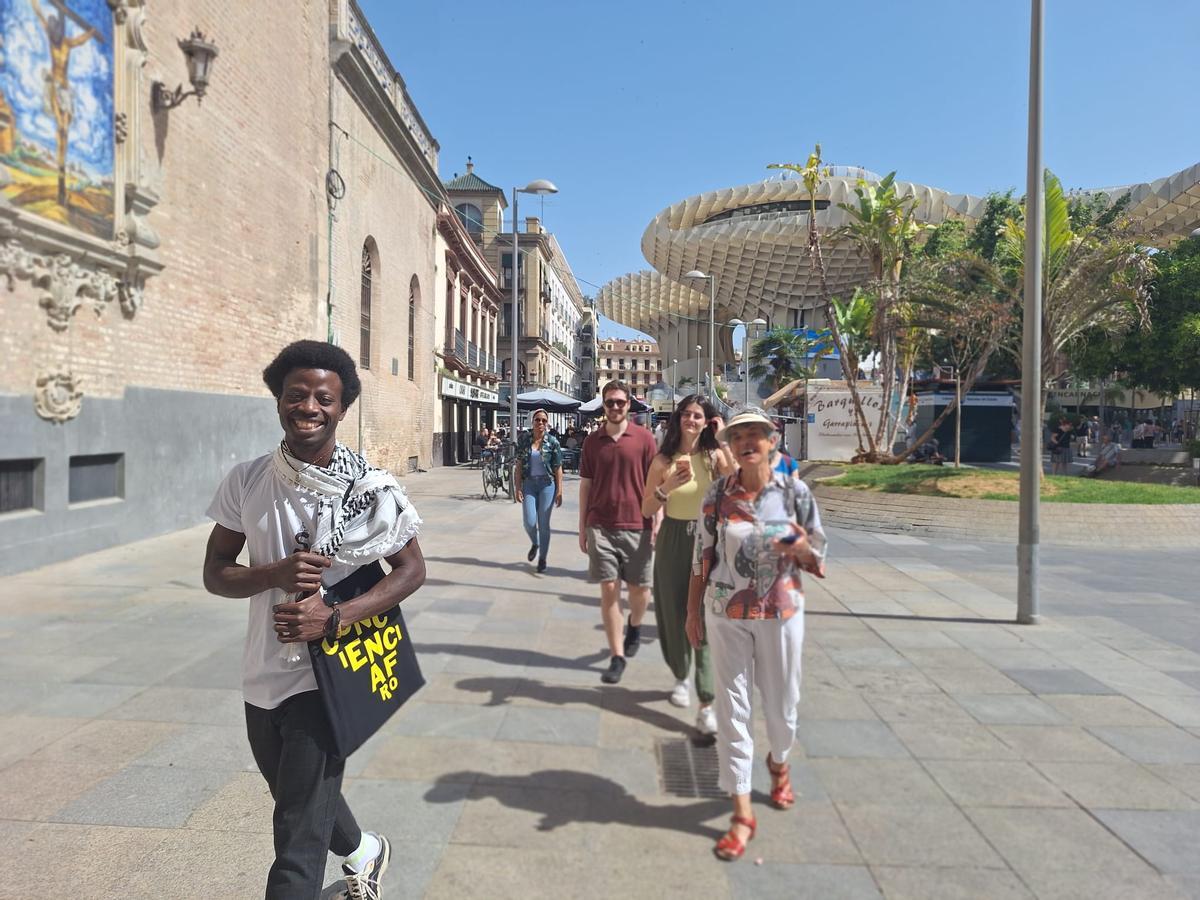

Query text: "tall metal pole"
[509, 188, 520, 439]
[1017, 0, 1044, 625]
[708, 277, 716, 394]
[743, 327, 750, 406]
[695, 346, 702, 390]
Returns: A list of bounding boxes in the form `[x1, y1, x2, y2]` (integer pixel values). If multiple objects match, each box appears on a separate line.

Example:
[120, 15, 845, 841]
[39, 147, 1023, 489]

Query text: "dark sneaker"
[623, 616, 641, 657]
[600, 655, 626, 684]
[536, 558, 547, 573]
[343, 832, 390, 900]
[527, 543, 538, 562]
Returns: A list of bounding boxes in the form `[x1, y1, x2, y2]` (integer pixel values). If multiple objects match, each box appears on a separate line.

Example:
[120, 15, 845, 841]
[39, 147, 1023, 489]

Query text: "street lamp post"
[695, 345, 702, 391]
[672, 358, 678, 393]
[729, 317, 768, 407]
[509, 178, 558, 441]
[509, 178, 558, 504]
[685, 270, 717, 393]
[1017, 0, 1043, 624]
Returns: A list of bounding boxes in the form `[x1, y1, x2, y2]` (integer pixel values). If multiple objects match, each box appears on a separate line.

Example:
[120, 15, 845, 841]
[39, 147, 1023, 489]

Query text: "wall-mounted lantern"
[152, 28, 219, 112]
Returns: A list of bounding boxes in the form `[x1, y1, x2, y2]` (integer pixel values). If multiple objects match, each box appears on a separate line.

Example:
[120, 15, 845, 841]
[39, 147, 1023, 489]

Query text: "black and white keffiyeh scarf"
[272, 441, 421, 565]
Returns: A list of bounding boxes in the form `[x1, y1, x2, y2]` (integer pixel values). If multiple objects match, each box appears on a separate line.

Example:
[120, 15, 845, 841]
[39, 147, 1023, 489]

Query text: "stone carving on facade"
[34, 371, 85, 423]
[0, 234, 137, 331]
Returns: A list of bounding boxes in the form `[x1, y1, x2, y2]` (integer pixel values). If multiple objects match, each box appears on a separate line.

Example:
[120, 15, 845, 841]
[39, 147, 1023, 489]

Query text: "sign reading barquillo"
[805, 384, 884, 461]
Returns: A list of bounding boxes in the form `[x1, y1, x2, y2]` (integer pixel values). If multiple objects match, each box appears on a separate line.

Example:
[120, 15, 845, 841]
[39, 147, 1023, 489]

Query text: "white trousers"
[705, 609, 805, 796]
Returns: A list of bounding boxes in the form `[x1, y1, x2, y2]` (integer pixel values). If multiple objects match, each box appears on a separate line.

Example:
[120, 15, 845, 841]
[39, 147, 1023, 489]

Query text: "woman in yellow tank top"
[641, 394, 735, 732]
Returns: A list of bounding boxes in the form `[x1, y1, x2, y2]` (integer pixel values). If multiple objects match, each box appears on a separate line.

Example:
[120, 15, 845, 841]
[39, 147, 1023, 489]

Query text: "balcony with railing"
[445, 329, 499, 379]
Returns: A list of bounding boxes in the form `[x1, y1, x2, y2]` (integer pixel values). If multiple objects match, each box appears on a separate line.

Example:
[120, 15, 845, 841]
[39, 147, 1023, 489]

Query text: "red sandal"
[713, 814, 757, 861]
[767, 754, 795, 809]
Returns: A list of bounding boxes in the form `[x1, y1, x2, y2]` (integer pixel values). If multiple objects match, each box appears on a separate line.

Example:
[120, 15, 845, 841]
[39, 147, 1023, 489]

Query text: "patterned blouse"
[692, 470, 827, 620]
[516, 431, 564, 480]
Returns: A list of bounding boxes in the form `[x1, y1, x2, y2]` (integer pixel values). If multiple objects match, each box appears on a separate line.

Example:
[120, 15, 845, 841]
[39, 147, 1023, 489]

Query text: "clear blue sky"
[360, 0, 1199, 339]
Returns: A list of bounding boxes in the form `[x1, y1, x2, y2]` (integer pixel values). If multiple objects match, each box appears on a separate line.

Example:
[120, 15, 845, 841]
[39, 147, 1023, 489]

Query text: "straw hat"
[719, 407, 777, 440]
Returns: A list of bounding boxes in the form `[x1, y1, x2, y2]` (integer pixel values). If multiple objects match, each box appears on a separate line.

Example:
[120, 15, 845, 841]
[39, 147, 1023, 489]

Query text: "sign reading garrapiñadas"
[805, 384, 885, 461]
[320, 616, 406, 702]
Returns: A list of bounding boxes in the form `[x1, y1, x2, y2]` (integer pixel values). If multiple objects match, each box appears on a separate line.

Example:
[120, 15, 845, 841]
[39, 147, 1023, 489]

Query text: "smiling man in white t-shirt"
[203, 340, 425, 900]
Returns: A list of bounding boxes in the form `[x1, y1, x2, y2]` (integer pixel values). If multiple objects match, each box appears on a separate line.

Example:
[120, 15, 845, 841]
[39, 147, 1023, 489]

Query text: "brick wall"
[325, 76, 439, 473]
[1, 1, 328, 403]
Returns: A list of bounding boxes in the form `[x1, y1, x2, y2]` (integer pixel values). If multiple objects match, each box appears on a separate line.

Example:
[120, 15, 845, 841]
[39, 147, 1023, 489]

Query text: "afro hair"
[262, 340, 362, 407]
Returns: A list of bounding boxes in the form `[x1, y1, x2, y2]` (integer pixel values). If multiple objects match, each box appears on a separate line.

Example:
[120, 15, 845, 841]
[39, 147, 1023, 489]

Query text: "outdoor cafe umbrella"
[515, 387, 581, 414]
[577, 394, 649, 415]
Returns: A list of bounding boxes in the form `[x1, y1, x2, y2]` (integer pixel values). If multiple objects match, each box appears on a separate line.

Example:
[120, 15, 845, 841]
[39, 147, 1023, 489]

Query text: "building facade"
[433, 201, 502, 465]
[593, 339, 663, 397]
[0, 0, 444, 572]
[444, 162, 587, 414]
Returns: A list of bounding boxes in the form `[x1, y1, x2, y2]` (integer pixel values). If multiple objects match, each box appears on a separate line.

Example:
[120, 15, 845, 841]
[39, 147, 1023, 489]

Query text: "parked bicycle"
[481, 442, 515, 500]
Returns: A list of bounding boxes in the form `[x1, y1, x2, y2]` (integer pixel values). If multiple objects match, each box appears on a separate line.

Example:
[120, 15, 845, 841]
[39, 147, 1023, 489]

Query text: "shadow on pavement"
[412, 643, 609, 671]
[424, 769, 728, 838]
[809, 610, 1015, 625]
[453, 676, 694, 737]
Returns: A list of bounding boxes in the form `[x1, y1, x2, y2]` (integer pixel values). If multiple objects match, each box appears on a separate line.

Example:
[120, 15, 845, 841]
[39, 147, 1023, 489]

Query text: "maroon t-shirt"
[580, 424, 657, 530]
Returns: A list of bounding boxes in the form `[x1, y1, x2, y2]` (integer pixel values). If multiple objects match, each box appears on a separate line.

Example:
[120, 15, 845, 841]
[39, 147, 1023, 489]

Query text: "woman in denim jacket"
[514, 409, 564, 572]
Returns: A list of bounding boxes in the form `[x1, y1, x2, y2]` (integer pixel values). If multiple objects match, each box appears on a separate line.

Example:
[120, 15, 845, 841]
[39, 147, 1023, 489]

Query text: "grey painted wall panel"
[0, 388, 280, 574]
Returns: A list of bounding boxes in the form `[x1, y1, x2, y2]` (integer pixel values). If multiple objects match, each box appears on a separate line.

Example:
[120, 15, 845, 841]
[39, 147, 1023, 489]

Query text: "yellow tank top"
[665, 451, 712, 521]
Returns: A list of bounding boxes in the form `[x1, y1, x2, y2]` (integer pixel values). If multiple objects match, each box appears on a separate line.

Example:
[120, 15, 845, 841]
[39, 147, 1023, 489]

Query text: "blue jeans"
[521, 474, 556, 562]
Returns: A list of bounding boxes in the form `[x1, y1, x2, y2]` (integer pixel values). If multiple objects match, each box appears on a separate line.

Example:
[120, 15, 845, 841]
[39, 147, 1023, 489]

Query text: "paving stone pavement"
[2, 465, 1200, 899]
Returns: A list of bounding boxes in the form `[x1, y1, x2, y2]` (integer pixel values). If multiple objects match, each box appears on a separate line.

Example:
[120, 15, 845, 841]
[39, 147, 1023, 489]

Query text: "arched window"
[408, 275, 420, 381]
[360, 239, 378, 369]
[454, 203, 483, 235]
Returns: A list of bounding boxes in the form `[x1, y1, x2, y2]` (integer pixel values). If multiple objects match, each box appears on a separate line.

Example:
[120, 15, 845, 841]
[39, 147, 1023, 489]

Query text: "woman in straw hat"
[686, 407, 827, 861]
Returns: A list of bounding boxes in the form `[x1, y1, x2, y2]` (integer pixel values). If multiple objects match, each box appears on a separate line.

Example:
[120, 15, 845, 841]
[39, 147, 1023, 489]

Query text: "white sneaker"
[696, 705, 717, 735]
[669, 679, 691, 708]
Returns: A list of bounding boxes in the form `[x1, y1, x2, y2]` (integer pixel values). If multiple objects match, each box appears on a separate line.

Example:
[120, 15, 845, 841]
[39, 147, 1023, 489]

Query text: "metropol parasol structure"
[597, 161, 1200, 376]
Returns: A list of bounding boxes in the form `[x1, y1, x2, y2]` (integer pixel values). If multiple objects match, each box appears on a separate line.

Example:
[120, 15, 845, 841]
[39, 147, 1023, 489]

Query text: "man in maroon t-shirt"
[579, 380, 658, 684]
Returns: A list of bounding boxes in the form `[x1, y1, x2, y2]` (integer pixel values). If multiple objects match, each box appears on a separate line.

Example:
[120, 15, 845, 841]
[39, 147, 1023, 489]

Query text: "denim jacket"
[516, 432, 563, 480]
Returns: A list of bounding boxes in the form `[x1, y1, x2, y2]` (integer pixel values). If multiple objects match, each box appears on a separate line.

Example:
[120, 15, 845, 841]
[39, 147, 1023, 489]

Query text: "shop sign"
[440, 376, 498, 405]
[916, 393, 1014, 407]
[805, 387, 884, 461]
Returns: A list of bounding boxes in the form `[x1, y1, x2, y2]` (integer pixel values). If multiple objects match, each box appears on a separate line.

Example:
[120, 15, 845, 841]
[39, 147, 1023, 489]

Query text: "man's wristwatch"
[323, 606, 341, 640]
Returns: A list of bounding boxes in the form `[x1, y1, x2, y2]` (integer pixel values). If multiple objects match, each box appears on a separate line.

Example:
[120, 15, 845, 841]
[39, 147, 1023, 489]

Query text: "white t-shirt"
[206, 453, 417, 710]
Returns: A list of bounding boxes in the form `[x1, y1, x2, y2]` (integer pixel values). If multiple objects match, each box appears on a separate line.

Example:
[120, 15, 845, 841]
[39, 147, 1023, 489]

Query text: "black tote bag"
[306, 561, 425, 759]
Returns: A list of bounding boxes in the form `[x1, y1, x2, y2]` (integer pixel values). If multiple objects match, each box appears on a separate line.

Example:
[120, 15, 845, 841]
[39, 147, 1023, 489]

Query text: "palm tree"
[998, 171, 1154, 431]
[748, 327, 830, 392]
[835, 173, 924, 452]
[769, 146, 875, 455]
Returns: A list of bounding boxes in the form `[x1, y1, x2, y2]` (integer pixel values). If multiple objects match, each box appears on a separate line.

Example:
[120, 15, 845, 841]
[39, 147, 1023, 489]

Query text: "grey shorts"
[587, 526, 653, 586]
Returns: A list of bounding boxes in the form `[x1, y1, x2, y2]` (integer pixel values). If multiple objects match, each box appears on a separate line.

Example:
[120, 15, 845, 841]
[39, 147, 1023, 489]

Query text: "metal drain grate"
[656, 737, 724, 798]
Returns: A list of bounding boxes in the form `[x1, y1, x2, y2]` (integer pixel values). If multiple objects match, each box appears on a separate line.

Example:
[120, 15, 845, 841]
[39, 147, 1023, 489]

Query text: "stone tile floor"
[1, 465, 1199, 899]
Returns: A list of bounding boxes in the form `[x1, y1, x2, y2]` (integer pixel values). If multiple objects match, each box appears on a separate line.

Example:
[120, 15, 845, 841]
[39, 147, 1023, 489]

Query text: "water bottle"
[279, 531, 319, 669]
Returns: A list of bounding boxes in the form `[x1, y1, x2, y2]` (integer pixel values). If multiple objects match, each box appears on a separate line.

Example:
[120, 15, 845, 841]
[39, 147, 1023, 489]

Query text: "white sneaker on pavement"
[669, 679, 691, 708]
[696, 705, 717, 735]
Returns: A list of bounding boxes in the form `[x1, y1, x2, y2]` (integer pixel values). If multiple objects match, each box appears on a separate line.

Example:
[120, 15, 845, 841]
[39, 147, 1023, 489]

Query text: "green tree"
[966, 191, 1022, 262]
[748, 327, 830, 391]
[830, 288, 875, 375]
[769, 146, 875, 455]
[997, 170, 1155, 429]
[1070, 236, 1200, 396]
[835, 172, 925, 452]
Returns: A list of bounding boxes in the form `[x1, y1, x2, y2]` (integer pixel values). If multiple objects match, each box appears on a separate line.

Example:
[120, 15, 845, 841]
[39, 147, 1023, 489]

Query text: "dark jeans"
[245, 691, 362, 900]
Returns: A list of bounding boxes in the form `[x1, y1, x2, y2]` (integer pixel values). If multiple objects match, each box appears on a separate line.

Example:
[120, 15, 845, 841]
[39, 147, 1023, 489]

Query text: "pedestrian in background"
[640, 394, 734, 731]
[514, 408, 564, 573]
[579, 381, 657, 684]
[686, 409, 826, 861]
